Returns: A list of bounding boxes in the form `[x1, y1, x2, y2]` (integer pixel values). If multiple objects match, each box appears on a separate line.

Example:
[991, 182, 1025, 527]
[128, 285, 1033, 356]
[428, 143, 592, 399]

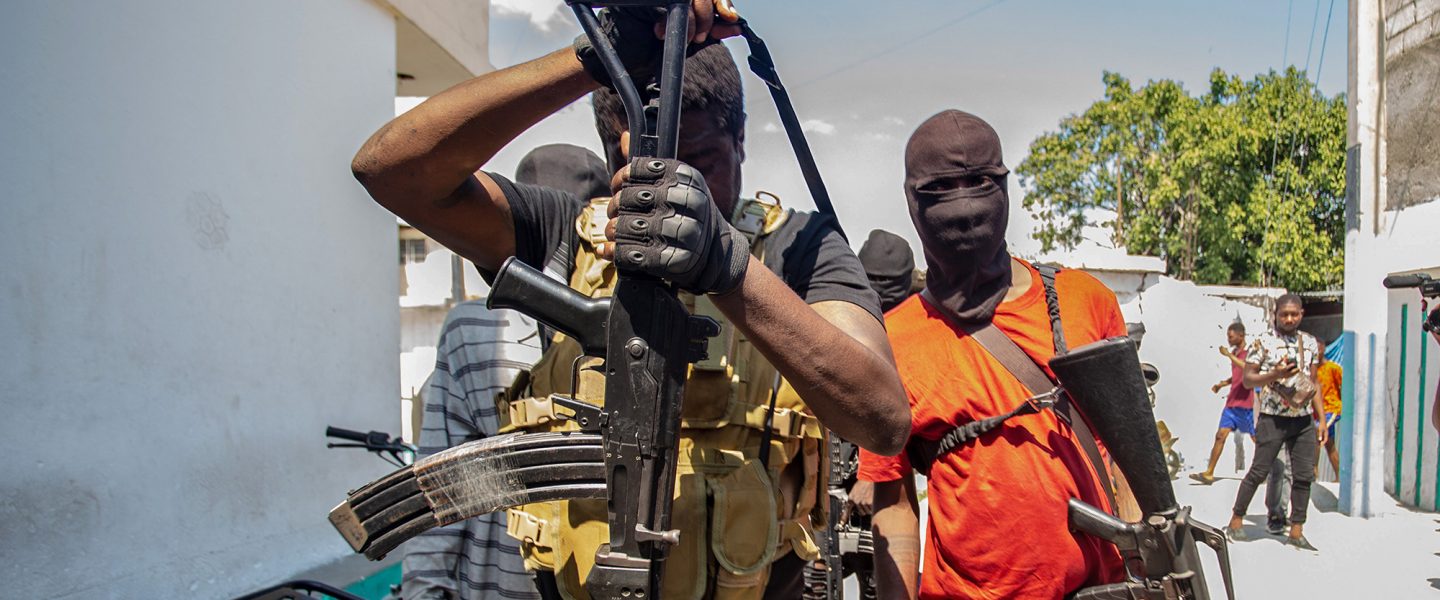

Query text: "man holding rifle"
[350, 2, 908, 597]
[861, 110, 1129, 599]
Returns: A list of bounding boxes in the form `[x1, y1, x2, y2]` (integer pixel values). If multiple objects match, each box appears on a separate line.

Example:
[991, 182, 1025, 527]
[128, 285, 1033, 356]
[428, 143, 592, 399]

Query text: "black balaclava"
[515, 143, 610, 202]
[858, 229, 916, 312]
[904, 110, 1012, 324]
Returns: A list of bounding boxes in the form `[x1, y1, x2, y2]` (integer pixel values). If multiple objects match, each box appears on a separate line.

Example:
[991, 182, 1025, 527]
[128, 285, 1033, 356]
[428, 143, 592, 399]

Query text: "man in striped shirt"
[400, 303, 544, 599]
[402, 145, 609, 599]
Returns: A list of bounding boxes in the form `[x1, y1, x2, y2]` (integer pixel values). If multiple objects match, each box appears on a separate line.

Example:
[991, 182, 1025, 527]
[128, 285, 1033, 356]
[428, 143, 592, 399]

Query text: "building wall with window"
[1342, 0, 1440, 516]
[0, 1, 488, 597]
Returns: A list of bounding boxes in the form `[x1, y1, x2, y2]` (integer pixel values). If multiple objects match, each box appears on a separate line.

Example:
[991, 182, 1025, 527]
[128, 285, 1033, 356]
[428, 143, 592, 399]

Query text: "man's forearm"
[1242, 365, 1277, 389]
[352, 47, 595, 209]
[711, 257, 909, 455]
[871, 479, 921, 600]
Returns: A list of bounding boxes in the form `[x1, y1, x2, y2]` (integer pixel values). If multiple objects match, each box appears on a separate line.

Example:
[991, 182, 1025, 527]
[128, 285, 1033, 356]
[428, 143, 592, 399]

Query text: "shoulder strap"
[913, 271, 1118, 510]
[1034, 266, 1117, 510]
[1036, 264, 1067, 353]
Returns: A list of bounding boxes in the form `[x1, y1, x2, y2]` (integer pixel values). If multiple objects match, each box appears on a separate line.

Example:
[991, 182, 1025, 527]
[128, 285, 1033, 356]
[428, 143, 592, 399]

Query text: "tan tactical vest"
[496, 194, 827, 600]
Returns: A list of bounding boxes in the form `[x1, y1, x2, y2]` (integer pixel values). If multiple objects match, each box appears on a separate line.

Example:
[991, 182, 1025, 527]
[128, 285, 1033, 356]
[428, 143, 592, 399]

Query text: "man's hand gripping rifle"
[1051, 338, 1236, 600]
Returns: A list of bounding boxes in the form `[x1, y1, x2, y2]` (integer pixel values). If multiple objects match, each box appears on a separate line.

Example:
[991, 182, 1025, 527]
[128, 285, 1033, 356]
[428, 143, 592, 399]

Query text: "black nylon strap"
[735, 21, 844, 241]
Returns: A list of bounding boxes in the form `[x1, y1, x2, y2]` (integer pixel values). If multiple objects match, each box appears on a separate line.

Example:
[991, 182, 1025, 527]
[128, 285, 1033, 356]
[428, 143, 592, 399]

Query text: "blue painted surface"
[1364, 333, 1375, 516]
[345, 562, 401, 600]
[1338, 330, 1356, 513]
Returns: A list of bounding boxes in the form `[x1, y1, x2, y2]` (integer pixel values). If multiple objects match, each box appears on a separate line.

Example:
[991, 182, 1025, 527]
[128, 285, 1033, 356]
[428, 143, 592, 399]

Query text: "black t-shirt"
[488, 172, 883, 323]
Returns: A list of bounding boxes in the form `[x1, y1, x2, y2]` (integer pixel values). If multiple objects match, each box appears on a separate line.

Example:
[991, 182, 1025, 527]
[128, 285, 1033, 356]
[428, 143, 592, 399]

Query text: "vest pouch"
[544, 465, 710, 600]
[707, 458, 778, 577]
[680, 367, 738, 427]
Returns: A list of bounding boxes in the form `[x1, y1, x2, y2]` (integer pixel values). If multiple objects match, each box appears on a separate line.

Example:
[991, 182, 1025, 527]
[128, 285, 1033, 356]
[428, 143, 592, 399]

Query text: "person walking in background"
[1192, 323, 1257, 485]
[1226, 294, 1326, 551]
[1317, 355, 1343, 477]
[1191, 322, 1290, 534]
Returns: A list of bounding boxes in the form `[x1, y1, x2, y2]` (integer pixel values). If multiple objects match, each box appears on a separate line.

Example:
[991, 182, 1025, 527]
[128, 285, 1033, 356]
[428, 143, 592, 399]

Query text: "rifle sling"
[735, 21, 844, 241]
[909, 267, 1117, 511]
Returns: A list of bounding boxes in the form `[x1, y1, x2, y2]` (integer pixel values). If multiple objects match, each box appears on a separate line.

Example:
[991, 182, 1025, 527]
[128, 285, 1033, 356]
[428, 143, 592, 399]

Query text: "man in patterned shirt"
[1226, 294, 1326, 551]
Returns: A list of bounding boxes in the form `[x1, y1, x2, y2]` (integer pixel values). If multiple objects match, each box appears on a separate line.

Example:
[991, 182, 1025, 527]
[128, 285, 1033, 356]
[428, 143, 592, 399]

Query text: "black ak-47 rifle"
[1050, 338, 1236, 600]
[328, 3, 845, 598]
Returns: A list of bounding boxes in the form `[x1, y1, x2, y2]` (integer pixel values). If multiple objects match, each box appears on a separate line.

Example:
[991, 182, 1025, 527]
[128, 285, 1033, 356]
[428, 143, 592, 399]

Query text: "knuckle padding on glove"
[612, 158, 749, 294]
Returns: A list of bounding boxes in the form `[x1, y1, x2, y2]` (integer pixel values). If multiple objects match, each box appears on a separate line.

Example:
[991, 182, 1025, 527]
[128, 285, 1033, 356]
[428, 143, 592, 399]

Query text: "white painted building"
[1342, 0, 1440, 517]
[0, 2, 489, 597]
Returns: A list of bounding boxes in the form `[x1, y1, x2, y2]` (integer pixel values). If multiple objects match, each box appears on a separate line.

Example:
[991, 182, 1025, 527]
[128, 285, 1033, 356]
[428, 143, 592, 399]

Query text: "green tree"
[1017, 68, 1346, 292]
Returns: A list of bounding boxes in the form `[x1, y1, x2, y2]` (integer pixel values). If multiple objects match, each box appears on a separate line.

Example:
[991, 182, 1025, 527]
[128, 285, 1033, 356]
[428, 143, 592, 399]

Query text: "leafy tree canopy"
[1017, 68, 1345, 292]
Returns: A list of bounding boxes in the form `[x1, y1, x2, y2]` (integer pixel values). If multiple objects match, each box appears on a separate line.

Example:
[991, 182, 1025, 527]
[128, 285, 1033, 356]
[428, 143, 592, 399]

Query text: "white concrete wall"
[1342, 0, 1440, 517]
[1385, 282, 1440, 511]
[1107, 277, 1274, 477]
[0, 2, 403, 597]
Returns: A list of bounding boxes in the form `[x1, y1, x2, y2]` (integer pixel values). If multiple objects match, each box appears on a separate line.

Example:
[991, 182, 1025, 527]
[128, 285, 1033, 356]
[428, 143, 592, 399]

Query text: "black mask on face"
[904, 110, 1012, 324]
[858, 229, 916, 312]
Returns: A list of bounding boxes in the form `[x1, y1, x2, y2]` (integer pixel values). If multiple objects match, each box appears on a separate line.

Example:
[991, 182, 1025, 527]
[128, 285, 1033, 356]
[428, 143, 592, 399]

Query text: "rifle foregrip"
[1050, 337, 1178, 516]
[487, 257, 611, 356]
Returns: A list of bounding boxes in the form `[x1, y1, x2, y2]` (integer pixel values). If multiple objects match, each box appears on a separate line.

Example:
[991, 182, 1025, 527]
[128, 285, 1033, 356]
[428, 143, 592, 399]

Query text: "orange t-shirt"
[1318, 360, 1342, 416]
[859, 260, 1127, 600]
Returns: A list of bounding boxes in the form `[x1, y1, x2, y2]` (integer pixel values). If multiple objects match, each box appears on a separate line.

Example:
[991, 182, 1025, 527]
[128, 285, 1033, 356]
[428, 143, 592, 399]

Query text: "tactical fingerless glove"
[573, 8, 663, 89]
[613, 158, 750, 295]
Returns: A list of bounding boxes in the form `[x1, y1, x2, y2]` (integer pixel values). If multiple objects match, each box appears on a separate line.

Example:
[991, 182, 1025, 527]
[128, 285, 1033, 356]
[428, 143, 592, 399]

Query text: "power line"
[1303, 0, 1323, 73]
[795, 0, 1014, 88]
[1314, 0, 1337, 84]
[1281, 0, 1295, 67]
[1262, 0, 1298, 287]
[1271, 0, 1337, 289]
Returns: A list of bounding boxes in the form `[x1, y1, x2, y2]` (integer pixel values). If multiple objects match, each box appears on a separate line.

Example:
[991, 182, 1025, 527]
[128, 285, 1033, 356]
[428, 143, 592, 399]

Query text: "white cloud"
[883, 116, 906, 126]
[760, 120, 837, 135]
[800, 119, 836, 135]
[492, 0, 569, 31]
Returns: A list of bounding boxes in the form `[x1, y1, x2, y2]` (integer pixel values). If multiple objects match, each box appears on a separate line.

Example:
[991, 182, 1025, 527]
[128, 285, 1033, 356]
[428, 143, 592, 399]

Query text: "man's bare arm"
[1242, 358, 1296, 390]
[351, 48, 596, 272]
[710, 258, 910, 455]
[871, 477, 921, 600]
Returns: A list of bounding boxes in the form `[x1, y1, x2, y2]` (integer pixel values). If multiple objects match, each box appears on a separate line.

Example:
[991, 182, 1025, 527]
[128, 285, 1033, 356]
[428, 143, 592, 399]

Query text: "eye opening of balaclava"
[904, 109, 1012, 324]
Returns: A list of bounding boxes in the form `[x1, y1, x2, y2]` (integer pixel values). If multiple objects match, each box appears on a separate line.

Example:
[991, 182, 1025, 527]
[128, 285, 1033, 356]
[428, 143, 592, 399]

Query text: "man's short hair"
[1228, 321, 1246, 335]
[591, 43, 746, 154]
[1275, 293, 1304, 311]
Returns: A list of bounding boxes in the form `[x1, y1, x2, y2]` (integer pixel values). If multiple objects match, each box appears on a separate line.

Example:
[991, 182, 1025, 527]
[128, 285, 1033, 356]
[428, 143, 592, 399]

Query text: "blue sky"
[474, 0, 1348, 257]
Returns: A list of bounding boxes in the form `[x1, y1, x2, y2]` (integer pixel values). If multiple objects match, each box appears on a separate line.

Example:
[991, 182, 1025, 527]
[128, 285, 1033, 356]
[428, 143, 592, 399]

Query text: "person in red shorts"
[861, 110, 1129, 600]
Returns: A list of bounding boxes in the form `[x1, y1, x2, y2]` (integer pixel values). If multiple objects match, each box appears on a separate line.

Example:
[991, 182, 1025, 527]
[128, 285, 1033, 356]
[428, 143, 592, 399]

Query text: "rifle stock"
[1051, 337, 1235, 600]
